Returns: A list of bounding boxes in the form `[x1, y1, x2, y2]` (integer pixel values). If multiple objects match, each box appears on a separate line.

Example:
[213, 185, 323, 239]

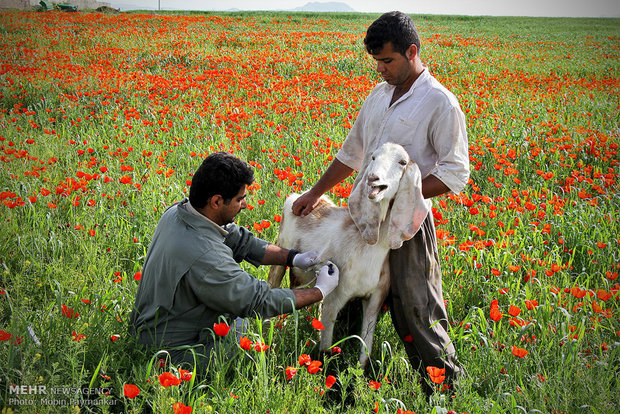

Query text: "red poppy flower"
[285, 366, 297, 380]
[253, 342, 269, 352]
[311, 318, 325, 330]
[490, 307, 503, 321]
[172, 402, 192, 414]
[331, 346, 342, 354]
[72, 331, 86, 342]
[179, 369, 192, 382]
[426, 366, 446, 376]
[298, 354, 311, 366]
[325, 375, 337, 389]
[123, 384, 140, 399]
[511, 345, 529, 358]
[61, 305, 79, 318]
[508, 305, 521, 317]
[403, 334, 413, 343]
[307, 360, 322, 374]
[213, 322, 230, 336]
[158, 372, 181, 387]
[570, 286, 586, 299]
[426, 365, 446, 383]
[368, 380, 381, 390]
[239, 336, 252, 350]
[0, 330, 11, 341]
[110, 334, 120, 342]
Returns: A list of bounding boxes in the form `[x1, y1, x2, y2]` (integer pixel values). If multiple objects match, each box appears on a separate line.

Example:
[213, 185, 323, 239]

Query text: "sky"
[110, 0, 620, 18]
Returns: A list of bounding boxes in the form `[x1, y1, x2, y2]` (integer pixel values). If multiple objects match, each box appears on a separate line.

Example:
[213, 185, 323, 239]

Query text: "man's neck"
[188, 202, 222, 226]
[390, 66, 424, 106]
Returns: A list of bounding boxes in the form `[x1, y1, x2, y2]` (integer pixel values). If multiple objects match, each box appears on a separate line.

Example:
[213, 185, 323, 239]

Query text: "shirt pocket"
[388, 117, 420, 145]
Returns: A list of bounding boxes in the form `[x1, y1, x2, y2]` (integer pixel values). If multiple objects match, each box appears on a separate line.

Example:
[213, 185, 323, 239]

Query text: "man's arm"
[261, 245, 320, 270]
[292, 262, 338, 308]
[292, 158, 354, 216]
[422, 174, 451, 199]
[261, 244, 290, 265]
[292, 287, 324, 308]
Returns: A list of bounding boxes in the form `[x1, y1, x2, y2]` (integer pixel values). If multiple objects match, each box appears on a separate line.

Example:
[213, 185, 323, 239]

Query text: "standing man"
[131, 152, 339, 371]
[292, 11, 469, 395]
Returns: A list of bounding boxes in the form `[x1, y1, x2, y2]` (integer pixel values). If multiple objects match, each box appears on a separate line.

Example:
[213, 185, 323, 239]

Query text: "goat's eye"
[399, 159, 407, 166]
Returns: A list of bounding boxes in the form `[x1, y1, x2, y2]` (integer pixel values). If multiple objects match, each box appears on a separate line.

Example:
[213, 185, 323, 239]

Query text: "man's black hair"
[364, 11, 420, 56]
[189, 152, 254, 209]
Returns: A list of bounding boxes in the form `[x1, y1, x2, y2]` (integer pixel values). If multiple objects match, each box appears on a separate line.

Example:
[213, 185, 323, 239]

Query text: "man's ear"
[208, 194, 224, 209]
[407, 44, 417, 60]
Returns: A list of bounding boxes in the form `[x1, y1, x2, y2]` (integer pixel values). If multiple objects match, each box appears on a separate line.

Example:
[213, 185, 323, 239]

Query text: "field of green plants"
[0, 9, 618, 414]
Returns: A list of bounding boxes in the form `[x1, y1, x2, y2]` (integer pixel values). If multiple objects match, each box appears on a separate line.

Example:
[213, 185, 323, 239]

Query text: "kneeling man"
[131, 152, 338, 369]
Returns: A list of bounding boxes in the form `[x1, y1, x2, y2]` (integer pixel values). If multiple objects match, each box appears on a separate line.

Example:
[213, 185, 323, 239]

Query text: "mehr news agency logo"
[6, 384, 118, 407]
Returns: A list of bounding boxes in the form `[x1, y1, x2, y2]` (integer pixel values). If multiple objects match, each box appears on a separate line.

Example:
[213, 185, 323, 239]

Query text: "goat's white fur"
[268, 143, 430, 367]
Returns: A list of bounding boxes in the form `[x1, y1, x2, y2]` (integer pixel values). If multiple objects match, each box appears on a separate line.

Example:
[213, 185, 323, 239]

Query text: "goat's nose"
[367, 173, 379, 184]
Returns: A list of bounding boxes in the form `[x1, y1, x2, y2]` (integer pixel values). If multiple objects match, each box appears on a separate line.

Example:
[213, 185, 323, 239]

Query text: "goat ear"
[348, 171, 382, 245]
[388, 162, 430, 249]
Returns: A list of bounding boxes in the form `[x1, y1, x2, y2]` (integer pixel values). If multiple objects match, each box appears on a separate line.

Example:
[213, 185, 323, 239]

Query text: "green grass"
[0, 9, 618, 414]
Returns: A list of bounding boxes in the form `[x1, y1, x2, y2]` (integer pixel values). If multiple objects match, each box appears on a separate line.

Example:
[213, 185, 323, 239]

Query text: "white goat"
[268, 143, 430, 367]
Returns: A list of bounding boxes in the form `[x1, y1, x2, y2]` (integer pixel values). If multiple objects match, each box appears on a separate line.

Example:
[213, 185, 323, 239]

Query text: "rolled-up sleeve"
[429, 106, 470, 194]
[336, 118, 365, 171]
[335, 88, 381, 172]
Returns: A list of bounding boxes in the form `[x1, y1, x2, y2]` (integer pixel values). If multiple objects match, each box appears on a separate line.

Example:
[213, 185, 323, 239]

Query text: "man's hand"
[292, 250, 321, 270]
[292, 159, 354, 216]
[292, 192, 320, 217]
[315, 262, 339, 298]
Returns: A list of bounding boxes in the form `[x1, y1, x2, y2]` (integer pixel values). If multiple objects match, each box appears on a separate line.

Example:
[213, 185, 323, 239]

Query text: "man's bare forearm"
[293, 159, 354, 216]
[308, 158, 354, 196]
[422, 174, 450, 199]
[292, 287, 323, 308]
[261, 244, 290, 266]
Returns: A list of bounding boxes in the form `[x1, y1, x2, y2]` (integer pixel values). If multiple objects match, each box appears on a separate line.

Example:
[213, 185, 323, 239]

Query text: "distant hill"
[108, 1, 356, 13]
[112, 2, 154, 11]
[291, 2, 356, 12]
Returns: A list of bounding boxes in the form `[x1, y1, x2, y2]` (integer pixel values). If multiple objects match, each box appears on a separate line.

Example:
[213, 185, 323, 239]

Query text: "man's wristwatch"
[286, 249, 299, 267]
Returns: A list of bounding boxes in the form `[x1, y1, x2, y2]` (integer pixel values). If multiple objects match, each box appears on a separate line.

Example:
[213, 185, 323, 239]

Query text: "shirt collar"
[182, 199, 229, 237]
[384, 67, 429, 100]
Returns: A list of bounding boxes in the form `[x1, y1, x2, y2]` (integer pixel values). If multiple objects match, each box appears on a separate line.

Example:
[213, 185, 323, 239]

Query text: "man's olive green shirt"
[130, 199, 296, 348]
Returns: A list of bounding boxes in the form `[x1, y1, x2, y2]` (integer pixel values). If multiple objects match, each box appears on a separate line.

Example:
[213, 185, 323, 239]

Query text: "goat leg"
[267, 264, 287, 288]
[358, 259, 391, 368]
[318, 293, 348, 356]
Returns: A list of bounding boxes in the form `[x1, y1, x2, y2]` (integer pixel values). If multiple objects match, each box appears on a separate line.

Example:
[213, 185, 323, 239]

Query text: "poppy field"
[0, 9, 618, 414]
